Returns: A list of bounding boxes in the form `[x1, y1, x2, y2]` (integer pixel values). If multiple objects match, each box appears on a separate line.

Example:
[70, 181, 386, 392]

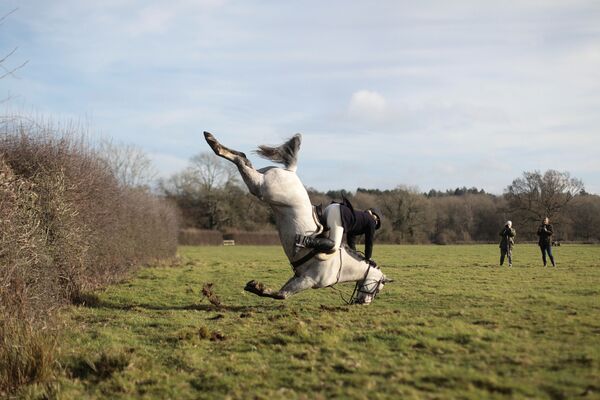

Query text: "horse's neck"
[339, 249, 383, 283]
[272, 203, 318, 260]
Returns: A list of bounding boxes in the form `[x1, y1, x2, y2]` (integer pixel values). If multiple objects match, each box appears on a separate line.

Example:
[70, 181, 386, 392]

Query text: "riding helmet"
[369, 208, 383, 230]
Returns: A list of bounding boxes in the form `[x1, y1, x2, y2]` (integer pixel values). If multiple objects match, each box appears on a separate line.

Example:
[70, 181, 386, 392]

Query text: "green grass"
[45, 245, 600, 399]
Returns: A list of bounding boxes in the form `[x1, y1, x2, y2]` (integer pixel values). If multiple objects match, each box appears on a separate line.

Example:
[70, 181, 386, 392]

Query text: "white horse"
[204, 132, 390, 304]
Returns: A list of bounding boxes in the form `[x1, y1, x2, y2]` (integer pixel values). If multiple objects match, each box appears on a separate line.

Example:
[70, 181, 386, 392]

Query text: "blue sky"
[2, 1, 599, 193]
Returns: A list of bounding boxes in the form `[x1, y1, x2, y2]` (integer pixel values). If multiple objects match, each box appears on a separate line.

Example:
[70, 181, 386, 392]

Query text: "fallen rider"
[296, 197, 382, 266]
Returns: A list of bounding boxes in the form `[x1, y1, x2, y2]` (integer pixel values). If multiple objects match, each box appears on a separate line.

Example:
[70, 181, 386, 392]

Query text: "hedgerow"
[0, 118, 178, 395]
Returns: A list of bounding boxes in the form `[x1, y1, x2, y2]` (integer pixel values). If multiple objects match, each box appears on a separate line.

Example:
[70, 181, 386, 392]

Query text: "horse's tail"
[255, 134, 301, 172]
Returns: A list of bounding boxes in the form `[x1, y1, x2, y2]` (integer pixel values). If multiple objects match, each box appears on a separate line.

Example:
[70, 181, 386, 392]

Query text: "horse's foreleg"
[244, 280, 285, 299]
[244, 276, 316, 300]
[278, 275, 316, 298]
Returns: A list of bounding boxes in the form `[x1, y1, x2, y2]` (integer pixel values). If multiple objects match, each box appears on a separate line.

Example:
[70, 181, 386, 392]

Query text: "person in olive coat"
[499, 220, 516, 267]
[537, 217, 556, 267]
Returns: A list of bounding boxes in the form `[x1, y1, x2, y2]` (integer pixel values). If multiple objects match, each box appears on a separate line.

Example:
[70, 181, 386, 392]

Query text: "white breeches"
[323, 203, 344, 252]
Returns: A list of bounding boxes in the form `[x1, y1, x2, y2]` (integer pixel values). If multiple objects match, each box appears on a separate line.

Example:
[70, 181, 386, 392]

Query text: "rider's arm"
[364, 221, 375, 260]
[347, 234, 356, 250]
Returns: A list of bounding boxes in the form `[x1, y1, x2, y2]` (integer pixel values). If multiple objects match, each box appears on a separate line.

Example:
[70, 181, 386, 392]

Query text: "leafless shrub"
[0, 117, 178, 394]
[98, 138, 157, 189]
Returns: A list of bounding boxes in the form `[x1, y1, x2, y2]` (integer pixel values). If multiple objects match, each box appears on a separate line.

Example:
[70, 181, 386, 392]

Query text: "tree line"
[161, 153, 600, 244]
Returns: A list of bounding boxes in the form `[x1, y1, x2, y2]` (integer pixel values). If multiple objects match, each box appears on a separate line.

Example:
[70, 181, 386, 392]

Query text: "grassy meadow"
[32, 244, 600, 399]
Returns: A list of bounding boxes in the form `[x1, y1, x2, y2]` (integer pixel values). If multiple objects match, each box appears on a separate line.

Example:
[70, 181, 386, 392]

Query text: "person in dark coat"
[499, 220, 516, 267]
[537, 217, 556, 267]
[337, 198, 381, 261]
[298, 198, 381, 262]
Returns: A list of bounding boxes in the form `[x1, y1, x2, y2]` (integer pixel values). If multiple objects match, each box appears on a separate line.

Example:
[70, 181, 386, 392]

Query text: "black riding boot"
[296, 235, 335, 253]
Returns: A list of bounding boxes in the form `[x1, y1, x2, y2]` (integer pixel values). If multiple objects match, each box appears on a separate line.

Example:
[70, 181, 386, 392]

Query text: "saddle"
[313, 204, 327, 232]
[291, 204, 335, 267]
[294, 204, 372, 265]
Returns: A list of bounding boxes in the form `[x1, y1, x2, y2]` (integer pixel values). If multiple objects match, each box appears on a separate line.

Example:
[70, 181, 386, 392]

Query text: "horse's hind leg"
[235, 162, 265, 199]
[245, 276, 316, 300]
[203, 131, 263, 197]
[204, 131, 253, 168]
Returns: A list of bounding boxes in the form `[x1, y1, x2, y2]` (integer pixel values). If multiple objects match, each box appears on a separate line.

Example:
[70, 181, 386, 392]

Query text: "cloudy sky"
[2, 1, 599, 193]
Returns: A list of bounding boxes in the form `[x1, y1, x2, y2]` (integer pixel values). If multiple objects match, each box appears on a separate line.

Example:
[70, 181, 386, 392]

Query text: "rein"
[329, 252, 384, 305]
[292, 240, 383, 306]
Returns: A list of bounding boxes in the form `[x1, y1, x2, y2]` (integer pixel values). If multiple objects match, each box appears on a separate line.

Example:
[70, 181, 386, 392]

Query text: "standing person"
[499, 220, 516, 267]
[297, 198, 382, 264]
[537, 217, 556, 267]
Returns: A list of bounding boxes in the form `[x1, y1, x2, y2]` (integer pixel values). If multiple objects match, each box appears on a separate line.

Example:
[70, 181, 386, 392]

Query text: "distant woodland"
[161, 153, 600, 244]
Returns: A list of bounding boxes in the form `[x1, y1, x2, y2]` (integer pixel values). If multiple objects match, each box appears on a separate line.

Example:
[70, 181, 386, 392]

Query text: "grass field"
[35, 244, 600, 399]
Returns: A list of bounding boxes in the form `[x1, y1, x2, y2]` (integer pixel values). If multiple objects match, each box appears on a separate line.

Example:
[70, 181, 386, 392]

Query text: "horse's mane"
[255, 134, 301, 172]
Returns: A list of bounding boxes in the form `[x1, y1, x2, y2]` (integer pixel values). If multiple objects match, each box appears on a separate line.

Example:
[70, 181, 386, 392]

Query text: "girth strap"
[291, 249, 319, 270]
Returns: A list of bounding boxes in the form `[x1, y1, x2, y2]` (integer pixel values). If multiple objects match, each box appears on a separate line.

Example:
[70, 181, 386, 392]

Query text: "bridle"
[348, 262, 384, 305]
[328, 251, 385, 305]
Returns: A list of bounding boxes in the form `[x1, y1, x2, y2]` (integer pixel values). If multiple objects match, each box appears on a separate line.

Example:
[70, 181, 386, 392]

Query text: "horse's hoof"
[204, 132, 222, 155]
[244, 280, 265, 294]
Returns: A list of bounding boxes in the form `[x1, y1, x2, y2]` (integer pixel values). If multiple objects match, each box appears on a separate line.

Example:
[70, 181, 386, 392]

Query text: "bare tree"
[565, 194, 600, 241]
[188, 152, 238, 192]
[160, 152, 239, 229]
[505, 170, 584, 222]
[1, 8, 28, 100]
[379, 186, 433, 243]
[98, 139, 157, 189]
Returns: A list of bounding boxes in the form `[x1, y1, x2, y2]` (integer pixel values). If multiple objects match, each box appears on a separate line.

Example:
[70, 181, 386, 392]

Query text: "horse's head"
[352, 270, 392, 305]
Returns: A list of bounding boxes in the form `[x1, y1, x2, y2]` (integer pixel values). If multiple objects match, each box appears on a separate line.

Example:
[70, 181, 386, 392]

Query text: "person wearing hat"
[298, 197, 382, 263]
[499, 220, 516, 267]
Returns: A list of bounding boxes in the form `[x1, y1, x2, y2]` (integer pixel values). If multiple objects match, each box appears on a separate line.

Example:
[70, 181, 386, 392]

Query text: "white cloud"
[348, 90, 388, 122]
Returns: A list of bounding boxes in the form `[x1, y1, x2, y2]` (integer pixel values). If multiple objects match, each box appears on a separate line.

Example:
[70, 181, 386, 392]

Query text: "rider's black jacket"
[338, 198, 377, 260]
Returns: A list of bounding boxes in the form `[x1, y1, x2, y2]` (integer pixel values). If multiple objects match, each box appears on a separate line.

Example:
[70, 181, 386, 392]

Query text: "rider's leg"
[300, 236, 335, 252]
[324, 203, 344, 252]
[296, 203, 343, 253]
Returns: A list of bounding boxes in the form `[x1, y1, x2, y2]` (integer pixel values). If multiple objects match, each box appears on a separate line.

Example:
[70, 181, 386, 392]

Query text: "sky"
[1, 1, 599, 194]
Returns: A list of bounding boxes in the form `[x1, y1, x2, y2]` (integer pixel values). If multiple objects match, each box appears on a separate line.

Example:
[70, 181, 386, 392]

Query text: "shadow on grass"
[80, 298, 287, 314]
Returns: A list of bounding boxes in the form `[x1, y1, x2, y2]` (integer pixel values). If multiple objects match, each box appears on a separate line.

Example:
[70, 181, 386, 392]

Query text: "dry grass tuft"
[0, 317, 57, 395]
